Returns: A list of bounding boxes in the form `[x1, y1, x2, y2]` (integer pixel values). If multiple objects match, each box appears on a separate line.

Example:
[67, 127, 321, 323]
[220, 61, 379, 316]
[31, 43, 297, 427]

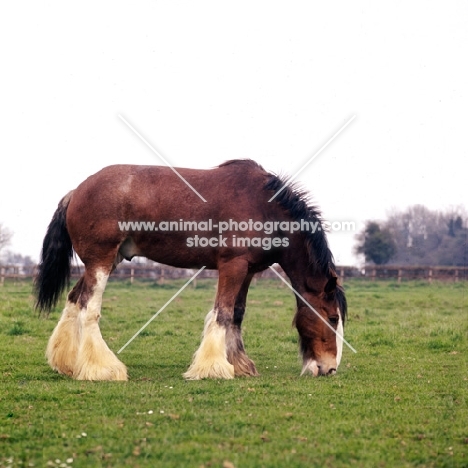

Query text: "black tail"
[35, 192, 74, 312]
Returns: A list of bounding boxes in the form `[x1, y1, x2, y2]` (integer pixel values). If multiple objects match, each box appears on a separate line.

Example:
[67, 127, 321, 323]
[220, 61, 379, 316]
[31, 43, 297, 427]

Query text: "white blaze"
[336, 308, 344, 368]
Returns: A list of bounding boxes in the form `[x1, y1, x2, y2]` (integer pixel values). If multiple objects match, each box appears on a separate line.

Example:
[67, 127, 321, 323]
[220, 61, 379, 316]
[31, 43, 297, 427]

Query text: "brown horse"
[35, 159, 346, 381]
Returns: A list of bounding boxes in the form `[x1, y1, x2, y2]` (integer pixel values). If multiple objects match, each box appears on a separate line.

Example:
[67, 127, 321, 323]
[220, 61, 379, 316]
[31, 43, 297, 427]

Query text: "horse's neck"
[278, 243, 309, 295]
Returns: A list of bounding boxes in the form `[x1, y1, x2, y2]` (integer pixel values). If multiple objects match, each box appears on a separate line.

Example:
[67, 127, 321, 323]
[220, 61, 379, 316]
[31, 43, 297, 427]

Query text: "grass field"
[0, 277, 467, 467]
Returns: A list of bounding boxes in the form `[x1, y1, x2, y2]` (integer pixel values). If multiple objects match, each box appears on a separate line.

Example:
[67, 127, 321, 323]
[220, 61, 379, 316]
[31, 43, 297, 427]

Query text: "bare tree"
[0, 223, 13, 260]
[381, 205, 468, 266]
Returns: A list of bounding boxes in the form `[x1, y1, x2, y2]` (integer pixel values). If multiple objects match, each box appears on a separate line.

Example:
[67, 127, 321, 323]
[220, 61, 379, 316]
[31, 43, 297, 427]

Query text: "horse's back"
[68, 160, 269, 219]
[64, 160, 273, 267]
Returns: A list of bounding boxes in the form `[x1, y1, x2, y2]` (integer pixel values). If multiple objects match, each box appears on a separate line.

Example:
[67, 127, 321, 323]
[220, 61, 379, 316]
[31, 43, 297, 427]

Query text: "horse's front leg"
[226, 273, 259, 377]
[183, 259, 248, 380]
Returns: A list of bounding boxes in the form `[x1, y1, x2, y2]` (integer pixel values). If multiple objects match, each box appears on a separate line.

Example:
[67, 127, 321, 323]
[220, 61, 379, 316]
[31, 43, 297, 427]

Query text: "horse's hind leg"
[226, 273, 259, 377]
[46, 283, 83, 377]
[47, 265, 127, 381]
[74, 268, 127, 380]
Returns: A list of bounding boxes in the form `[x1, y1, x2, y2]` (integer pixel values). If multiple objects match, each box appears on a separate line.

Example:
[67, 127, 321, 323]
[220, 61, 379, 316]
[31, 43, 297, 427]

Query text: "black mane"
[264, 171, 347, 321]
[264, 173, 335, 273]
[220, 158, 337, 275]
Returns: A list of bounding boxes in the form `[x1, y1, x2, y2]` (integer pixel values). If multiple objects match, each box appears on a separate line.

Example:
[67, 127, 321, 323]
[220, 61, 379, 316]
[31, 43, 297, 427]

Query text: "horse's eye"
[329, 316, 339, 326]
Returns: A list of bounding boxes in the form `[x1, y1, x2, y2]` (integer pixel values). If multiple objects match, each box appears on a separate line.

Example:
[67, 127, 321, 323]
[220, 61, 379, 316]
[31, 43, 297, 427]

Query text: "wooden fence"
[1, 263, 467, 284]
[337, 265, 467, 283]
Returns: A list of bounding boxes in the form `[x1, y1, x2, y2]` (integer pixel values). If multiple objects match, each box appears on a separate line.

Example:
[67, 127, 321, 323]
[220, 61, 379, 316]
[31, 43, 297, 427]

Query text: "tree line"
[355, 205, 467, 266]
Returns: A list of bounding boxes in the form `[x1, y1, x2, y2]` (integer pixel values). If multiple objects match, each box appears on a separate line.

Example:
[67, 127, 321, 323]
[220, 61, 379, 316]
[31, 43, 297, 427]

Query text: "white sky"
[1, 1, 467, 265]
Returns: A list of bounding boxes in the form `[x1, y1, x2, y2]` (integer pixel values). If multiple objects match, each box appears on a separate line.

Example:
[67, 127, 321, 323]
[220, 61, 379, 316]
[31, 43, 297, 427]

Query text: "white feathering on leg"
[183, 309, 235, 380]
[46, 300, 81, 377]
[73, 270, 127, 381]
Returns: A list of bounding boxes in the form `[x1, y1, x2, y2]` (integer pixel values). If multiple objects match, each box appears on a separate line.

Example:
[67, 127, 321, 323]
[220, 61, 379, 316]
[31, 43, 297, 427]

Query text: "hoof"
[74, 334, 128, 381]
[74, 361, 128, 381]
[183, 360, 235, 380]
[233, 355, 259, 377]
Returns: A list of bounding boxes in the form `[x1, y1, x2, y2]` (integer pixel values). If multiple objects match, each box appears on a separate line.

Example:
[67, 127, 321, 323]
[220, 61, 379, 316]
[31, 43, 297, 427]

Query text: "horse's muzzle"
[301, 358, 337, 376]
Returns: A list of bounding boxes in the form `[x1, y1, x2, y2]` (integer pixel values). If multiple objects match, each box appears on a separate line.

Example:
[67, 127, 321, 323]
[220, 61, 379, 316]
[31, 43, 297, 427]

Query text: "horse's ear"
[324, 276, 337, 295]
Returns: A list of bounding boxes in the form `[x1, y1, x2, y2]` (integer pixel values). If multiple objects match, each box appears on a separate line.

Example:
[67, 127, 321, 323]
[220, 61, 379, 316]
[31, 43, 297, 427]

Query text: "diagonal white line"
[268, 266, 357, 353]
[118, 114, 207, 203]
[117, 266, 206, 354]
[268, 115, 356, 202]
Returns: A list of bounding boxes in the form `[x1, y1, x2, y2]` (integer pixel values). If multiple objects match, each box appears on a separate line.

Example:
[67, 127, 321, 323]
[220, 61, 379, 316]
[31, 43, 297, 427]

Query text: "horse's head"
[294, 275, 347, 376]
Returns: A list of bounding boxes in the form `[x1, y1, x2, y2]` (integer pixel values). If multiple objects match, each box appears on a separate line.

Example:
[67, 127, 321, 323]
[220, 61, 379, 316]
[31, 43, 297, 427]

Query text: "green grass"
[0, 278, 467, 467]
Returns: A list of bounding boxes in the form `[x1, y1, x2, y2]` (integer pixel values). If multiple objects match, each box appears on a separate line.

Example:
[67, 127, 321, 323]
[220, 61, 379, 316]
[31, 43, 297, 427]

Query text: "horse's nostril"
[328, 368, 336, 375]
